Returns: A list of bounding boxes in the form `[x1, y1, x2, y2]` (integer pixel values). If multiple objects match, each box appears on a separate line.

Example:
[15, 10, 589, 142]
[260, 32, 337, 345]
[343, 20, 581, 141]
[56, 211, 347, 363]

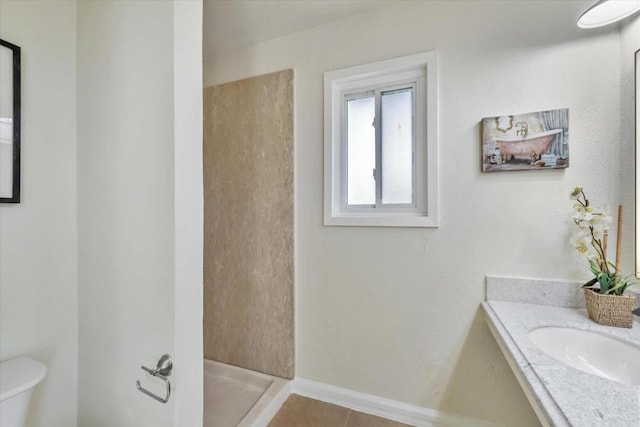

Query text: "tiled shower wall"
[203, 70, 294, 379]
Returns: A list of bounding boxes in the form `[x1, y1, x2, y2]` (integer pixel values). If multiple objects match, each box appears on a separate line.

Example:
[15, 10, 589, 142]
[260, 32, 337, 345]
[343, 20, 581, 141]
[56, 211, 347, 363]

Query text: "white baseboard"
[290, 378, 500, 427]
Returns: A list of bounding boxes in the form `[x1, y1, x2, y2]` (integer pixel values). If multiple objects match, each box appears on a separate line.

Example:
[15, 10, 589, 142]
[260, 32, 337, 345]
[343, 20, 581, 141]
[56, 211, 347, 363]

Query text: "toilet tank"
[0, 357, 47, 427]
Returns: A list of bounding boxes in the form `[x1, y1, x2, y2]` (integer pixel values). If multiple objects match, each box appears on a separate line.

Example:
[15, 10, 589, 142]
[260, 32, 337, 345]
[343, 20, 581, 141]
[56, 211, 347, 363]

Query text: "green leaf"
[588, 259, 601, 275]
[606, 276, 633, 295]
[581, 277, 599, 288]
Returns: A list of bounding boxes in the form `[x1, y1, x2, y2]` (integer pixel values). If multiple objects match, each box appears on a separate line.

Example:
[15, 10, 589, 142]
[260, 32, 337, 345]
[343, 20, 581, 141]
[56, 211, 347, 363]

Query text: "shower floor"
[204, 359, 289, 427]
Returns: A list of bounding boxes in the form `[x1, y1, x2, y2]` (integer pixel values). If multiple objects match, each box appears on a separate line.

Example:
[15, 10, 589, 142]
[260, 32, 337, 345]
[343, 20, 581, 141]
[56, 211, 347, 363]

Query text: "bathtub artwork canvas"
[482, 108, 569, 172]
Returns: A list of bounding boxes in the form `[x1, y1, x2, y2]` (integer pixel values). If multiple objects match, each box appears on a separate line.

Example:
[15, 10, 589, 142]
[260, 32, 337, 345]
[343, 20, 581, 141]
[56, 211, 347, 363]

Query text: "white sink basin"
[528, 326, 640, 386]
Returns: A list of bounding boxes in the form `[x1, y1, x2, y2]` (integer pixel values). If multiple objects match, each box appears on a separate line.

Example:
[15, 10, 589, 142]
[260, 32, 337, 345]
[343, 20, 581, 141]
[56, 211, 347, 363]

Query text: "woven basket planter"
[584, 289, 636, 328]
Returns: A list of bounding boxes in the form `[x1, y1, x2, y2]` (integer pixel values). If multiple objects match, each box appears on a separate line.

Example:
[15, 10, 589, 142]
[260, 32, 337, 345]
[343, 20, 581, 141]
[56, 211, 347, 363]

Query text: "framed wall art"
[1, 38, 21, 203]
[482, 108, 569, 172]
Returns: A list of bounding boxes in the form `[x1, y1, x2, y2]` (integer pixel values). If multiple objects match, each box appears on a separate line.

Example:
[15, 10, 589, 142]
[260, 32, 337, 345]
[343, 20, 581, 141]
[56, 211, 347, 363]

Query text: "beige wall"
[203, 70, 294, 379]
[204, 2, 627, 426]
[0, 1, 78, 425]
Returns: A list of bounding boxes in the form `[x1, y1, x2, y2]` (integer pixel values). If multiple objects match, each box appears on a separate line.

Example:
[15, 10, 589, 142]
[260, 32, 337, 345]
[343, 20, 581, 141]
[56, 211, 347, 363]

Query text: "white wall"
[0, 1, 78, 426]
[620, 15, 640, 279]
[77, 1, 189, 425]
[205, 1, 625, 425]
[0, 2, 202, 426]
[172, 1, 204, 426]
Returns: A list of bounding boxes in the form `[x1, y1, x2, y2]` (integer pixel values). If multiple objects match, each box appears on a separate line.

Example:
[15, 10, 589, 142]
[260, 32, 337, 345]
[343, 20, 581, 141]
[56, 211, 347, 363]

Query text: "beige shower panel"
[203, 69, 294, 379]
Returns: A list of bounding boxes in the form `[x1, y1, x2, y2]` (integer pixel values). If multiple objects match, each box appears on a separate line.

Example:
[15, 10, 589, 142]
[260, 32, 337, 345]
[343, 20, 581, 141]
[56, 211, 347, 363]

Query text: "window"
[324, 51, 438, 227]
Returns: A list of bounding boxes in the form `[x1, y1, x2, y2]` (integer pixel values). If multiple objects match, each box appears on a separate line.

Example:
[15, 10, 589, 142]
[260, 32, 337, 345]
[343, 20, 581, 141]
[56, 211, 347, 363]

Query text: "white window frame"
[343, 83, 417, 212]
[324, 51, 438, 227]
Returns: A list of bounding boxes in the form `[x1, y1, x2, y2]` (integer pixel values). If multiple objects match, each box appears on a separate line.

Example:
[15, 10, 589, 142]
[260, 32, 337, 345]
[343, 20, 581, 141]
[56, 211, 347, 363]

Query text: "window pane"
[381, 88, 413, 205]
[346, 96, 375, 205]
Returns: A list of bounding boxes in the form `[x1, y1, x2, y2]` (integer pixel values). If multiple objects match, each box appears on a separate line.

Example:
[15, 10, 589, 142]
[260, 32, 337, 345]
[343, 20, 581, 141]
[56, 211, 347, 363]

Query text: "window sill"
[324, 213, 438, 228]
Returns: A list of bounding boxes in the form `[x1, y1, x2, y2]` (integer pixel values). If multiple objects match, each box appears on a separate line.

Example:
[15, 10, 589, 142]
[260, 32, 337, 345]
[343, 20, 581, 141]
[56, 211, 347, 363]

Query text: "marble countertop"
[482, 300, 640, 427]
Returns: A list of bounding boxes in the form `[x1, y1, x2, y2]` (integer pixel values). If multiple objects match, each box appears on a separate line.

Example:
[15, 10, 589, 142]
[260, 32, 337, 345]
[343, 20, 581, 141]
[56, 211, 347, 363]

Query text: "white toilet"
[0, 357, 47, 427]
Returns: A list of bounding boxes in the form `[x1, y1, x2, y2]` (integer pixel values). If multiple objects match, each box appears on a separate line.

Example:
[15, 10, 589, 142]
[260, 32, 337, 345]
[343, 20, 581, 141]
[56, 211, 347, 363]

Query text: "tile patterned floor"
[268, 394, 413, 427]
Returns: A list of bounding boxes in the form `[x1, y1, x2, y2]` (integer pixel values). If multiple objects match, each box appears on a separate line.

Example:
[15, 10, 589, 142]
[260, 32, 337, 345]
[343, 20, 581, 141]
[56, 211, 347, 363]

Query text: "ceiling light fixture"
[577, 0, 640, 28]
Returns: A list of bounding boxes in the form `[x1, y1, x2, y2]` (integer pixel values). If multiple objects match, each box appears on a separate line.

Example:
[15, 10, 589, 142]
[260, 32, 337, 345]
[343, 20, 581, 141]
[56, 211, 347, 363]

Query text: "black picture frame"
[0, 38, 21, 203]
[633, 49, 640, 279]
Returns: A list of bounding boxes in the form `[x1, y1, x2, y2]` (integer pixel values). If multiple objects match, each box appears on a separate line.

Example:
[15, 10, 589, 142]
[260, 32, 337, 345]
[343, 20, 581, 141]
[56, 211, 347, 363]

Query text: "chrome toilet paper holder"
[136, 354, 172, 404]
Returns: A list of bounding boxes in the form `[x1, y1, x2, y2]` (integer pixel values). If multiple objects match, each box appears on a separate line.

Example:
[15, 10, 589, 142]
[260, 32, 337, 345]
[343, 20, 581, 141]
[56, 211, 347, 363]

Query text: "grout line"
[343, 409, 352, 427]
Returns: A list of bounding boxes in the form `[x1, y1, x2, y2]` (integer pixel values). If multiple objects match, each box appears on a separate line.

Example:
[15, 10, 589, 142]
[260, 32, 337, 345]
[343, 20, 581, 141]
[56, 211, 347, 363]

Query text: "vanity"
[482, 276, 640, 427]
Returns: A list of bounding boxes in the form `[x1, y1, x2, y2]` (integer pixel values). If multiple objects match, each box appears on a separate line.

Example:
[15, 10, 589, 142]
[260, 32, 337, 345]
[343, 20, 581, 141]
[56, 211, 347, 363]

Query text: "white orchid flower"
[570, 229, 593, 254]
[591, 213, 611, 233]
[571, 209, 594, 222]
[570, 186, 583, 200]
[568, 187, 632, 296]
